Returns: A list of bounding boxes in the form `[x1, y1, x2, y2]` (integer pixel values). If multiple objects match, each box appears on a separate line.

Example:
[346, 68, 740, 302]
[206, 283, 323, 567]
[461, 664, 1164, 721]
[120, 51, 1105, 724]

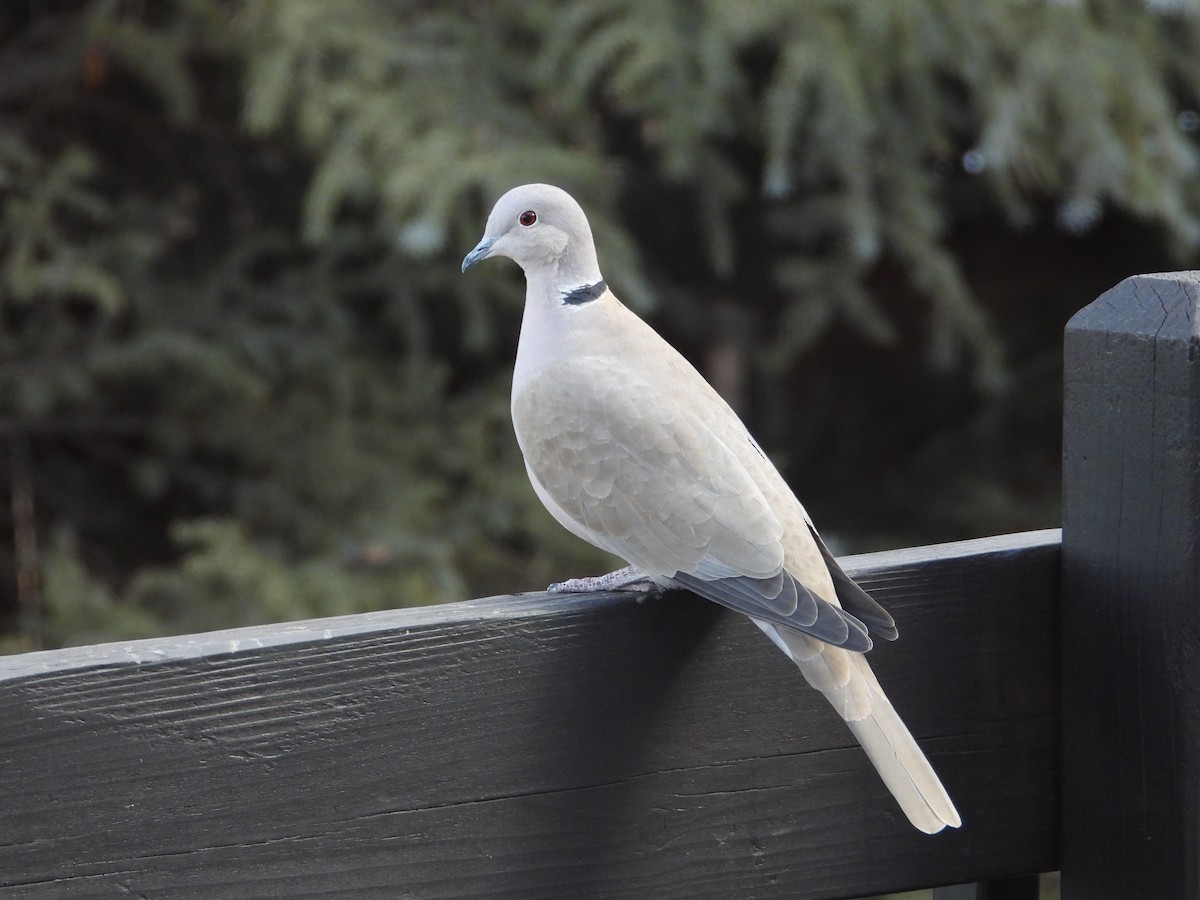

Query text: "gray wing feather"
[807, 523, 898, 640]
[672, 570, 871, 651]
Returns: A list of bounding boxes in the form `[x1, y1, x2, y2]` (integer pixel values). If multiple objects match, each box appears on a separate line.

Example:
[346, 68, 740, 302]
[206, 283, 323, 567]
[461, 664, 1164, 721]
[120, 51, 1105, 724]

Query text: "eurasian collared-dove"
[462, 183, 960, 834]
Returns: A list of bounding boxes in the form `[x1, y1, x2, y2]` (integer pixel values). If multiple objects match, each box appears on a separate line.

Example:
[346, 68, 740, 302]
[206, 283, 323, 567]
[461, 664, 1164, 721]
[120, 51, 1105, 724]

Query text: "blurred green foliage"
[1, 0, 1198, 651]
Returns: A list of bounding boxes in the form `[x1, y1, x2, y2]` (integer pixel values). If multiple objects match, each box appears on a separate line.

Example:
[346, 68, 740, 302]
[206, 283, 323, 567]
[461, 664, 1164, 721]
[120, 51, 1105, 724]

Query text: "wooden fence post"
[1062, 271, 1200, 898]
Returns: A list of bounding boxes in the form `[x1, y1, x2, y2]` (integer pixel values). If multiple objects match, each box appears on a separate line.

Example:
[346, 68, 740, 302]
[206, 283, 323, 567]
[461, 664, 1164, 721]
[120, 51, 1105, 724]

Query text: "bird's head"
[461, 184, 601, 286]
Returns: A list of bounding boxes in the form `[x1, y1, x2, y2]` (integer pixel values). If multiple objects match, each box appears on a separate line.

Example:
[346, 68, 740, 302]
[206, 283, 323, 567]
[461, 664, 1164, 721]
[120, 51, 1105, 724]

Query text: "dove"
[461, 183, 960, 833]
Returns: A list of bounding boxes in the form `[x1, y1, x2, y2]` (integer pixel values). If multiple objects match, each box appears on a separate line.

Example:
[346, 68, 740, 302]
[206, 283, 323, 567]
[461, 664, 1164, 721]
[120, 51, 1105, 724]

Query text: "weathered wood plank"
[1062, 272, 1200, 899]
[0, 530, 1060, 899]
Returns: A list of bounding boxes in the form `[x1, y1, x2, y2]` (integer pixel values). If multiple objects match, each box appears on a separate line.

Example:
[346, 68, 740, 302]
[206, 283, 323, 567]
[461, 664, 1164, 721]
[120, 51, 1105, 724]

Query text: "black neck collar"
[560, 279, 607, 306]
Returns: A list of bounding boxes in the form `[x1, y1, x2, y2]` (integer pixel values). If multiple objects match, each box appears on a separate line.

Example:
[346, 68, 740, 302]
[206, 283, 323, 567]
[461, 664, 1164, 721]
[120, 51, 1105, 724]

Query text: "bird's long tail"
[755, 619, 961, 834]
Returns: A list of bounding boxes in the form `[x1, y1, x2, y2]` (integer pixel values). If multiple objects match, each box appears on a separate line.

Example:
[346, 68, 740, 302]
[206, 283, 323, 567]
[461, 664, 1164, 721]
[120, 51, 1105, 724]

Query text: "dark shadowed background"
[2, 0, 1198, 652]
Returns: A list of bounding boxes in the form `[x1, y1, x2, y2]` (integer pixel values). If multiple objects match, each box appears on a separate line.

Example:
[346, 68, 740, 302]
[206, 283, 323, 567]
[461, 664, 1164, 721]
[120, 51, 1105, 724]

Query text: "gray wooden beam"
[1, 531, 1060, 899]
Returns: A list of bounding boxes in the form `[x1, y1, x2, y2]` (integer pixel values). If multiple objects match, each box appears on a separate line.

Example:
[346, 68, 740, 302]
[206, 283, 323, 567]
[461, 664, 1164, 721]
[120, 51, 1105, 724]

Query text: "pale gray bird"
[462, 183, 961, 834]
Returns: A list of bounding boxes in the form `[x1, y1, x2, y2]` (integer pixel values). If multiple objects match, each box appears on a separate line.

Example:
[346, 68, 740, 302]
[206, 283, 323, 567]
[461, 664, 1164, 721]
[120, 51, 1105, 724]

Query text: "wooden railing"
[2, 271, 1196, 899]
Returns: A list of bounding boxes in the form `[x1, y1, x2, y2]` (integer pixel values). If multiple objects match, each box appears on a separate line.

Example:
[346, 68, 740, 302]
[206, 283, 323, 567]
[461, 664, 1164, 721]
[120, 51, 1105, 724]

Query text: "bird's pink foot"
[548, 565, 657, 593]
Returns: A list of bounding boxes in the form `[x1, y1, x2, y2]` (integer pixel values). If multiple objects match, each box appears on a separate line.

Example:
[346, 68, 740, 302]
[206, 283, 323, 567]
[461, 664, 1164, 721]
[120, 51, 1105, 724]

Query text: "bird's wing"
[807, 523, 898, 640]
[513, 355, 870, 650]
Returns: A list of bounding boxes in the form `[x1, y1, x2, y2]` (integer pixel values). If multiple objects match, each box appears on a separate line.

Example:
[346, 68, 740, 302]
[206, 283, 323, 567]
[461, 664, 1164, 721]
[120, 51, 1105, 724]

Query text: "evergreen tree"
[1, 0, 1197, 650]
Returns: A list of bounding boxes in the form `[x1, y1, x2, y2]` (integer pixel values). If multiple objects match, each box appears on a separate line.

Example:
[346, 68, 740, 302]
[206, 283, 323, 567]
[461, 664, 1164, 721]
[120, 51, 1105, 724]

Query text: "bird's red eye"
[518, 210, 537, 227]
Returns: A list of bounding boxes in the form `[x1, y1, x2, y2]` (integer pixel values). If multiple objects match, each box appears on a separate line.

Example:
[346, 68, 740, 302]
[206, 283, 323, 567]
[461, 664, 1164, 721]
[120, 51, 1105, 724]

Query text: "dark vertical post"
[1062, 272, 1200, 898]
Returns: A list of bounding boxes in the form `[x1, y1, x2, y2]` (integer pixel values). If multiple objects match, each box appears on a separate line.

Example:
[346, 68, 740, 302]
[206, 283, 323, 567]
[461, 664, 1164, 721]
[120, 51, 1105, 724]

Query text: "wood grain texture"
[0, 531, 1061, 899]
[1062, 272, 1200, 899]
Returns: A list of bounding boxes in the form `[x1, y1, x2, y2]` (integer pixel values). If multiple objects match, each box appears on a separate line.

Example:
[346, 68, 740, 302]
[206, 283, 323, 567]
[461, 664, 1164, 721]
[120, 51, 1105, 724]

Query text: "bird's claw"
[548, 566, 657, 593]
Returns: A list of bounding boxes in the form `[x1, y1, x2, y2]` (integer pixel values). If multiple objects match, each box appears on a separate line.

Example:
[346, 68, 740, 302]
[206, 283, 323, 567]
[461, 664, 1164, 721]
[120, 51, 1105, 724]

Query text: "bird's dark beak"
[461, 236, 496, 273]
